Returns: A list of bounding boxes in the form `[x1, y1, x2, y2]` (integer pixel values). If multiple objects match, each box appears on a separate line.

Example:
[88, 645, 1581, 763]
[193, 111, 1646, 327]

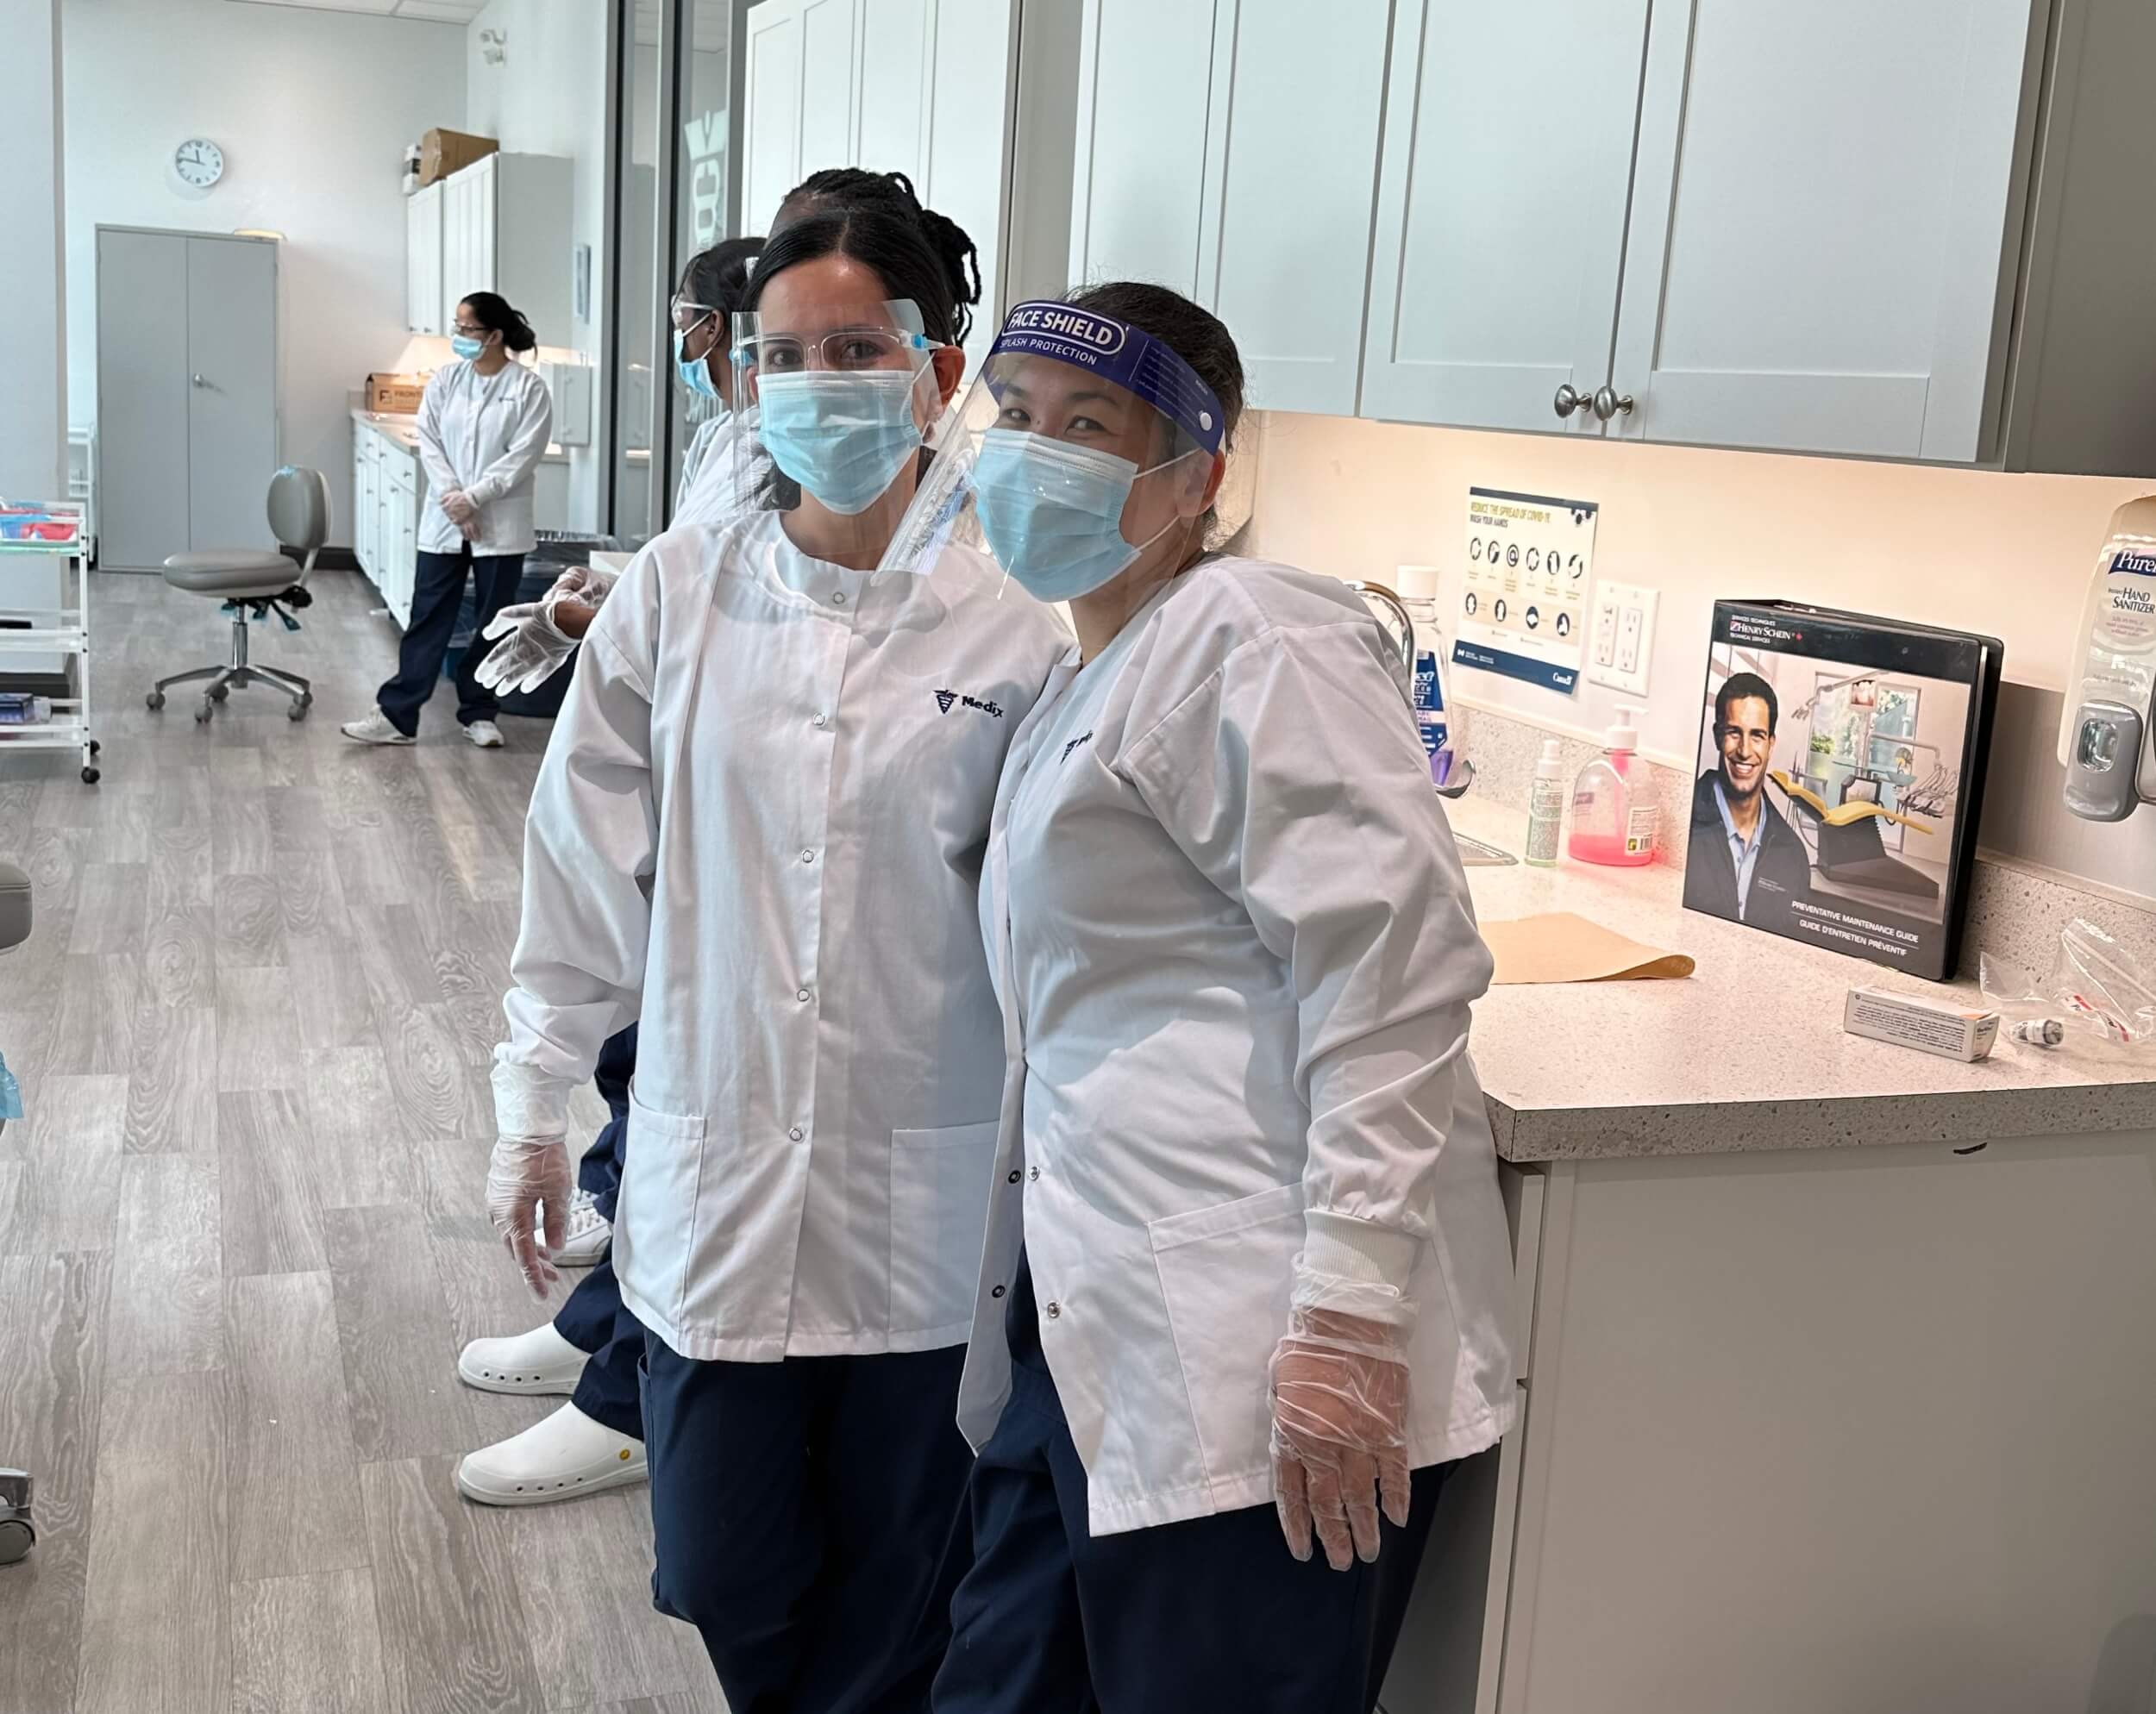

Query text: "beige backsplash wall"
[1242, 410, 2156, 901]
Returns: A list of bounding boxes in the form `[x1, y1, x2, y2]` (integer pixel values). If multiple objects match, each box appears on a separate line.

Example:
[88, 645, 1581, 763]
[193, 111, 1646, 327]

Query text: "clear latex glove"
[486, 1133, 573, 1298]
[473, 566, 616, 693]
[440, 487, 479, 526]
[1269, 1306, 1413, 1571]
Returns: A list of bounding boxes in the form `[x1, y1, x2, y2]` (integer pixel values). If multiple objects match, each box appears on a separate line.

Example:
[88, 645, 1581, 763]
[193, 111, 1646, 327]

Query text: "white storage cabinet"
[404, 153, 574, 348]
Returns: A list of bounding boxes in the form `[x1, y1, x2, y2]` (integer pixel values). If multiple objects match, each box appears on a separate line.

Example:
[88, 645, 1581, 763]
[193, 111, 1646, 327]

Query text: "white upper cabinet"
[1198, 0, 1393, 416]
[798, 0, 862, 181]
[856, 0, 935, 191]
[1360, 0, 1651, 435]
[1067, 0, 1215, 297]
[743, 0, 808, 231]
[1608, 0, 2046, 460]
[405, 183, 443, 336]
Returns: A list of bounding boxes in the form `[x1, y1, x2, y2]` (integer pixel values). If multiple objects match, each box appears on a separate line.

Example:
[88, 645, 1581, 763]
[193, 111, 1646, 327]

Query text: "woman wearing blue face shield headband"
[881, 286, 1519, 1714]
[487, 206, 1071, 1711]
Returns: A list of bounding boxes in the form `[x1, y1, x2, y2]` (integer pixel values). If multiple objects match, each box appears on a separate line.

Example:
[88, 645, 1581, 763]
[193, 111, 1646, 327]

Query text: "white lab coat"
[495, 510, 1073, 1361]
[956, 557, 1520, 1536]
[416, 358, 555, 557]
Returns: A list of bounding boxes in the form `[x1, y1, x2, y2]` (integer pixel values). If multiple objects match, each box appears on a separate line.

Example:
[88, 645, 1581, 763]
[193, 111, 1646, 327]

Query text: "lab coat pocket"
[1149, 1181, 1307, 1498]
[620, 1089, 709, 1327]
[888, 1121, 1000, 1339]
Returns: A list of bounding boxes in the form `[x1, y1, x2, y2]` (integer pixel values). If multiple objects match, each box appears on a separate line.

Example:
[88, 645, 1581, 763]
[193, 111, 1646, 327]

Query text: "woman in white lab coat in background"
[882, 285, 1521, 1714]
[342, 291, 553, 748]
[485, 205, 1070, 1711]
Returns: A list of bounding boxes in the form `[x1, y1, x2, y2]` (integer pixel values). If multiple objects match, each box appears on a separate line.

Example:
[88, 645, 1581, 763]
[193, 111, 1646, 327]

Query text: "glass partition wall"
[605, 0, 744, 540]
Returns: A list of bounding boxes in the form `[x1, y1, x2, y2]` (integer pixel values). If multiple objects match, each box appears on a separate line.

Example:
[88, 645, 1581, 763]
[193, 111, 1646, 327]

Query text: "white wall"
[1246, 412, 2153, 766]
[1, 0, 68, 502]
[61, 0, 467, 537]
[466, 0, 609, 531]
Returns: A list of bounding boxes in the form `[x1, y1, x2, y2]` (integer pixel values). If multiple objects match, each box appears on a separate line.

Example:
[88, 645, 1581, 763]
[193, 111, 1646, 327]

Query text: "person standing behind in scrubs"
[486, 208, 1070, 1711]
[343, 291, 554, 749]
[887, 286, 1520, 1714]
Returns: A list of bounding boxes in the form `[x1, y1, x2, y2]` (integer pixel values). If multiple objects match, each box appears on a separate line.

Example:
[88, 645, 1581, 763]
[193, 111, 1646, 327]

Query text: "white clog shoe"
[455, 1403, 648, 1507]
[456, 1319, 587, 1396]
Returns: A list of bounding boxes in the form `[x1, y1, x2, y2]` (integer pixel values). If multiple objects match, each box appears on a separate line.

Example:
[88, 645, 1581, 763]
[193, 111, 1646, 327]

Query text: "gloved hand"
[473, 566, 617, 695]
[440, 487, 479, 526]
[486, 1133, 573, 1298]
[1269, 1306, 1413, 1571]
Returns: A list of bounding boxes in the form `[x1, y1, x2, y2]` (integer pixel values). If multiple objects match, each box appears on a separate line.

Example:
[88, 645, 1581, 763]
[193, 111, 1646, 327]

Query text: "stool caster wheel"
[80, 767, 100, 785]
[209, 684, 229, 703]
[89, 740, 101, 754]
[146, 691, 166, 711]
[194, 703, 213, 725]
[287, 699, 310, 722]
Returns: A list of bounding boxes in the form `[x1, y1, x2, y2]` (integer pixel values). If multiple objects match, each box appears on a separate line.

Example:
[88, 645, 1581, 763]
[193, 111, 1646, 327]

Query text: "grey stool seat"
[150, 466, 329, 725]
[161, 549, 299, 596]
[0, 860, 28, 954]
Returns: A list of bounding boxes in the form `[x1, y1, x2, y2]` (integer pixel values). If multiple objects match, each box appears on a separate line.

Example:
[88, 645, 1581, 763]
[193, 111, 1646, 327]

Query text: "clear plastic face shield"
[878, 301, 1227, 600]
[730, 297, 950, 554]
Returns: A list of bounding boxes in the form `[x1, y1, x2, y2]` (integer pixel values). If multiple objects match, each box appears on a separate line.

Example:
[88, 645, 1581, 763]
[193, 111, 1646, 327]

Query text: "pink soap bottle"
[1567, 706, 1658, 866]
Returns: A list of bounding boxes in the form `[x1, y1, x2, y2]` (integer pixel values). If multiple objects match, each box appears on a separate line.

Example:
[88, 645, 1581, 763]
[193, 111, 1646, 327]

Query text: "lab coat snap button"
[797, 989, 812, 1003]
[830, 591, 847, 606]
[787, 1127, 804, 1142]
[812, 713, 828, 728]
[1006, 1169, 1020, 1184]
[1044, 1301, 1061, 1319]
[800, 849, 816, 864]
[991, 1285, 1006, 1299]
[1027, 1166, 1039, 1182]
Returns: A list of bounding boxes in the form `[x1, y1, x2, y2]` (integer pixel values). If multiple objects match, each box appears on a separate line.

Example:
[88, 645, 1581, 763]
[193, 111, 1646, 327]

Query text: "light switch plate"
[1586, 580, 1658, 696]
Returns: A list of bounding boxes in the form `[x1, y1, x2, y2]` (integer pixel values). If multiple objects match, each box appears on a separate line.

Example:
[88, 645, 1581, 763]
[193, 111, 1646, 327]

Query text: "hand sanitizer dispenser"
[2060, 497, 2156, 822]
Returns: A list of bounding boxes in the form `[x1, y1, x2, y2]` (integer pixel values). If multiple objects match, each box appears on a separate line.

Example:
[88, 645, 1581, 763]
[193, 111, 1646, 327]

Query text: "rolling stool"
[147, 466, 329, 724]
[0, 858, 32, 1566]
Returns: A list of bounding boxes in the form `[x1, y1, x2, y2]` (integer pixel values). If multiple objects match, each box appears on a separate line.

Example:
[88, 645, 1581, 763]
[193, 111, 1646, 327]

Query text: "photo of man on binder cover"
[1683, 601, 2001, 983]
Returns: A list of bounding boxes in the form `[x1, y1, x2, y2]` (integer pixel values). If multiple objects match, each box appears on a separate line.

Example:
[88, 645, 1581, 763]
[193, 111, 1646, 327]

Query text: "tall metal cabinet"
[95, 228, 279, 572]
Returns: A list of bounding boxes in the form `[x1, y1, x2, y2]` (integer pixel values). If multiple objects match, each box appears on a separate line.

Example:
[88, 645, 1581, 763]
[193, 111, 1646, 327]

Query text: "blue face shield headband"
[968, 303, 1226, 603]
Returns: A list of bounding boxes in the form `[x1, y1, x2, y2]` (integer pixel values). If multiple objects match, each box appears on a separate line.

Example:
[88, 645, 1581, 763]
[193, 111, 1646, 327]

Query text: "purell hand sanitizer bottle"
[1397, 565, 1449, 763]
[2061, 497, 2156, 822]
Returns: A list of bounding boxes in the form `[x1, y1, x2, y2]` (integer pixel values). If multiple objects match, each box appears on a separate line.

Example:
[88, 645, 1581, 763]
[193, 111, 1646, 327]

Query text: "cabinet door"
[1197, 0, 1392, 416]
[857, 0, 934, 190]
[471, 156, 499, 298]
[405, 185, 441, 335]
[925, 0, 1021, 369]
[96, 228, 192, 571]
[1609, 0, 2046, 460]
[352, 438, 369, 572]
[440, 176, 464, 330]
[743, 0, 805, 231]
[799, 0, 860, 180]
[1360, 0, 1650, 434]
[1069, 0, 1216, 295]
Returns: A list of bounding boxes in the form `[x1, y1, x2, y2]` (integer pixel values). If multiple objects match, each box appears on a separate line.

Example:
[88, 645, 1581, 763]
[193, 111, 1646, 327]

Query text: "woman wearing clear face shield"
[876, 287, 1520, 1713]
[486, 207, 1071, 1711]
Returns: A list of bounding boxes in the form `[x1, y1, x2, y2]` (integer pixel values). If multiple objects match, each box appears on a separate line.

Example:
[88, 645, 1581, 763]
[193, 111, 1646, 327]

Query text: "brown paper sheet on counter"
[1482, 911, 1695, 985]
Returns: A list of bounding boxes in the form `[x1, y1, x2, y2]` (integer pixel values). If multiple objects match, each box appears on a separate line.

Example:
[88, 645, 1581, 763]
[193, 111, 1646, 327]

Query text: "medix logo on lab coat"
[935, 689, 1005, 719]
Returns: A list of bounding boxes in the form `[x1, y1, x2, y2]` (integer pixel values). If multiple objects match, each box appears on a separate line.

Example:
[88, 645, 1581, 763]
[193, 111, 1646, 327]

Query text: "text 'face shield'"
[878, 301, 1225, 598]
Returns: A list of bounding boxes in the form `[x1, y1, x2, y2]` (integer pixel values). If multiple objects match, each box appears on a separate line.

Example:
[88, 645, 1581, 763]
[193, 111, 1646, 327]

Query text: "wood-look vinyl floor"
[0, 569, 717, 1713]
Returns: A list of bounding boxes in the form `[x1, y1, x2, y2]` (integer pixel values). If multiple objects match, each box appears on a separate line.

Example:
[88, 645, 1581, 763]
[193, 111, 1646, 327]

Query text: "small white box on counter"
[1842, 985, 1999, 1062]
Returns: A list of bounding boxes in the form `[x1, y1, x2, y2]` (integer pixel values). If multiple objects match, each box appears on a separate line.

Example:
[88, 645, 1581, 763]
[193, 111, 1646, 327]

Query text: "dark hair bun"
[459, 289, 538, 353]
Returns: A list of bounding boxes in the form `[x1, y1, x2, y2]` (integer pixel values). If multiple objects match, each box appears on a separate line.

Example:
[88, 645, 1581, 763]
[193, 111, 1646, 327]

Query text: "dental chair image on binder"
[0, 858, 33, 1566]
[1770, 771, 1941, 902]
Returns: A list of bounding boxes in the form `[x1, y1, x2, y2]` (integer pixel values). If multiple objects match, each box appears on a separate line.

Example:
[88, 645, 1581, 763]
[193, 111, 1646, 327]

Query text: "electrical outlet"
[1586, 580, 1658, 696]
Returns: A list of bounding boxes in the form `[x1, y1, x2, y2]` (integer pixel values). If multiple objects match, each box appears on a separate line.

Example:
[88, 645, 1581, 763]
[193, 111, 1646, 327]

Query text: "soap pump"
[1568, 705, 1658, 866]
[2061, 497, 2156, 822]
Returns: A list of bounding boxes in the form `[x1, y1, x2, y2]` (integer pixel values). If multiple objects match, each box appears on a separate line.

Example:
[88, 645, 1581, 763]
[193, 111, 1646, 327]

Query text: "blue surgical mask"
[674, 325, 721, 400]
[755, 372, 923, 516]
[450, 335, 486, 360]
[973, 429, 1178, 603]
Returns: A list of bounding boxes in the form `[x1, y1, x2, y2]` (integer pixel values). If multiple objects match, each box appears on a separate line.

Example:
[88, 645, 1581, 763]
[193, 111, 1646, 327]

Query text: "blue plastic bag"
[0, 1050, 21, 1122]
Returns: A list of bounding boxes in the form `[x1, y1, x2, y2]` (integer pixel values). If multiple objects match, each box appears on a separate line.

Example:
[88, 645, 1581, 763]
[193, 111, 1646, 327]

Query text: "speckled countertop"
[350, 405, 568, 463]
[1447, 798, 2156, 1162]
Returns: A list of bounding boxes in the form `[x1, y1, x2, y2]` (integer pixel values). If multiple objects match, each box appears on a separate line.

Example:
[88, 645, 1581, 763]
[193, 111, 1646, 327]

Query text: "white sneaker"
[548, 1188, 611, 1268]
[340, 709, 413, 746]
[456, 1320, 588, 1396]
[465, 719, 505, 748]
[455, 1402, 647, 1507]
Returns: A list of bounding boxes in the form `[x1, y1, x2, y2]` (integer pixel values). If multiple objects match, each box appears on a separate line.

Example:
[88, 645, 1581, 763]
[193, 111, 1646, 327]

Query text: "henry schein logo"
[935, 688, 1004, 719]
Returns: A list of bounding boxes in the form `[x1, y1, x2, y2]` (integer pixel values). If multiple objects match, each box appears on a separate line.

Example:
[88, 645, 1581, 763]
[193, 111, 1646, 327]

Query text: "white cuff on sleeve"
[490, 1054, 575, 1142]
[1295, 1210, 1423, 1327]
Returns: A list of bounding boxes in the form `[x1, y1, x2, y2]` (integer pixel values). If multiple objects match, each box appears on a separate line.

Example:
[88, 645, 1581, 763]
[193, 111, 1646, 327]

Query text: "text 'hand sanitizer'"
[1568, 707, 1658, 866]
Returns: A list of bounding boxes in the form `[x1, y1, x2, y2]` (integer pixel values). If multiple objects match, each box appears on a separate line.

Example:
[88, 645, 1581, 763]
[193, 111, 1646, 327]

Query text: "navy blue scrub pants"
[375, 544, 526, 735]
[641, 1336, 975, 1714]
[932, 1262, 1448, 1714]
[551, 1024, 643, 1440]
